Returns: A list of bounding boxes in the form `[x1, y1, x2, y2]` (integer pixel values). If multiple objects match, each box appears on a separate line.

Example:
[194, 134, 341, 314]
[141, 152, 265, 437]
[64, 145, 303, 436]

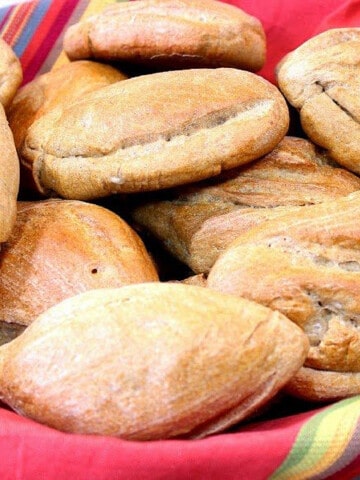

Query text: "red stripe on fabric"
[0, 407, 315, 480]
[21, 0, 79, 83]
[1, 3, 33, 46]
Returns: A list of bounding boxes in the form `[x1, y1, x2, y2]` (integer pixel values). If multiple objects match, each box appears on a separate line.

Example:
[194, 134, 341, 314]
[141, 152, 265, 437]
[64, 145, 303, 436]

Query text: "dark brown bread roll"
[276, 28, 360, 175]
[0, 283, 309, 440]
[21, 68, 289, 200]
[63, 0, 265, 72]
[131, 137, 360, 273]
[0, 200, 158, 325]
[207, 191, 360, 401]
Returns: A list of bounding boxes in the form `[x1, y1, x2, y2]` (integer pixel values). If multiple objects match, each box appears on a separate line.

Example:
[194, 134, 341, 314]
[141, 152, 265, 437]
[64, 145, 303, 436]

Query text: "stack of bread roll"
[1, 0, 360, 440]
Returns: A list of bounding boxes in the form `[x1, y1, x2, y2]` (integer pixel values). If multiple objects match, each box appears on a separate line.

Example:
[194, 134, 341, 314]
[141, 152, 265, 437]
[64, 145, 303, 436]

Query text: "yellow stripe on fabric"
[52, 0, 126, 70]
[271, 396, 360, 480]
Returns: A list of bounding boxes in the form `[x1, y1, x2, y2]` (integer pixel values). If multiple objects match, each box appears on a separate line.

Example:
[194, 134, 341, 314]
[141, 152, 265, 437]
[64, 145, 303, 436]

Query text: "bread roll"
[8, 60, 127, 154]
[0, 104, 19, 243]
[0, 200, 158, 325]
[21, 68, 289, 200]
[0, 283, 308, 440]
[207, 191, 360, 400]
[276, 28, 360, 175]
[7, 60, 127, 197]
[179, 273, 207, 287]
[131, 137, 360, 273]
[0, 38, 22, 109]
[63, 0, 265, 72]
[285, 367, 360, 402]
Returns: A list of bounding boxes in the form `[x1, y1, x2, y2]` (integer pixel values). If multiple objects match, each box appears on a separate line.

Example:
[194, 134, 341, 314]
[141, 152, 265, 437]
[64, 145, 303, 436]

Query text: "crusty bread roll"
[63, 0, 265, 72]
[0, 104, 19, 243]
[131, 137, 360, 273]
[7, 60, 127, 197]
[8, 60, 127, 154]
[21, 68, 289, 200]
[285, 367, 360, 403]
[207, 191, 360, 400]
[0, 283, 309, 440]
[0, 38, 22, 109]
[276, 28, 360, 175]
[0, 200, 158, 326]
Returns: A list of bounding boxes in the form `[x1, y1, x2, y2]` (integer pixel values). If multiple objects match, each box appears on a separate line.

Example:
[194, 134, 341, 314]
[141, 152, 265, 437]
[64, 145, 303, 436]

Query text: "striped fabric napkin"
[1, 1, 360, 479]
[0, 0, 117, 84]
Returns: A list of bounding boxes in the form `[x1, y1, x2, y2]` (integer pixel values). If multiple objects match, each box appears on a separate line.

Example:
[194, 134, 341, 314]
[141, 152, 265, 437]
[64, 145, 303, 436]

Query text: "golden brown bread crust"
[285, 367, 360, 402]
[207, 191, 360, 398]
[0, 283, 309, 440]
[7, 60, 127, 197]
[0, 38, 22, 109]
[0, 200, 158, 325]
[21, 68, 289, 200]
[8, 60, 127, 153]
[276, 28, 360, 175]
[0, 104, 19, 243]
[63, 0, 265, 72]
[131, 137, 360, 273]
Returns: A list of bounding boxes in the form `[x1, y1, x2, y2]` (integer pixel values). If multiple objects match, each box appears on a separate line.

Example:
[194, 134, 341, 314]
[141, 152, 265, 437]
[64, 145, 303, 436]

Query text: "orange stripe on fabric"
[1, 2, 34, 46]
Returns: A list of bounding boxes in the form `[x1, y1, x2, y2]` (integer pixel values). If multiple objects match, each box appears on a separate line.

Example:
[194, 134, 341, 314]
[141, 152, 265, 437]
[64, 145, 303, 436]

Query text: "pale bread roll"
[63, 0, 265, 72]
[0, 104, 19, 243]
[276, 28, 360, 175]
[8, 60, 127, 154]
[21, 68, 289, 200]
[208, 191, 360, 400]
[0, 38, 22, 109]
[7, 60, 127, 197]
[0, 283, 309, 440]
